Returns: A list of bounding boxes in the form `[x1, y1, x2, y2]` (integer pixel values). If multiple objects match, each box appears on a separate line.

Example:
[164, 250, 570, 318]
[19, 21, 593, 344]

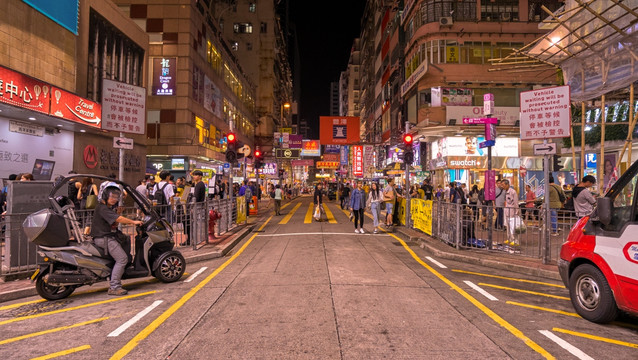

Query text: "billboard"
[152, 58, 176, 96]
[353, 145, 363, 177]
[430, 137, 519, 159]
[320, 116, 361, 144]
[50, 87, 101, 128]
[301, 140, 321, 156]
[22, 0, 79, 34]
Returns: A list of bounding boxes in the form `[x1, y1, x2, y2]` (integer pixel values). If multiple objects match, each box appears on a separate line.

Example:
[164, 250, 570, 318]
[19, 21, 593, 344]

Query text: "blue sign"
[586, 153, 597, 169]
[324, 145, 341, 154]
[340, 145, 349, 165]
[223, 163, 230, 169]
[479, 140, 495, 149]
[23, 0, 79, 35]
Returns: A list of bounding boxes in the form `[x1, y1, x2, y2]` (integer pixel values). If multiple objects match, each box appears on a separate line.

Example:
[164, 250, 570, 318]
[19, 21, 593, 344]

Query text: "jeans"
[551, 209, 558, 232]
[495, 207, 504, 229]
[94, 236, 129, 290]
[353, 208, 364, 229]
[371, 202, 381, 227]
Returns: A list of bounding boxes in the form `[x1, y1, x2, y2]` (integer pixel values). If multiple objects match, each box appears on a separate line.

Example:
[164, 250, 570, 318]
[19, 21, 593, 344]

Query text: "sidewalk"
[394, 226, 561, 281]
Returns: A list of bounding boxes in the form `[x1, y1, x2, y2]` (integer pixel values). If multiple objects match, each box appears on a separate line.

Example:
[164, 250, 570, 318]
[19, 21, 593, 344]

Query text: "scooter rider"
[91, 186, 143, 296]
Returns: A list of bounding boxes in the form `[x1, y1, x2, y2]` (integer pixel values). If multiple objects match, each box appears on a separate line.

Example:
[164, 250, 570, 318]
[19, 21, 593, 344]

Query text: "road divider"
[0, 317, 108, 345]
[464, 281, 498, 301]
[479, 283, 570, 300]
[108, 300, 164, 337]
[539, 330, 594, 360]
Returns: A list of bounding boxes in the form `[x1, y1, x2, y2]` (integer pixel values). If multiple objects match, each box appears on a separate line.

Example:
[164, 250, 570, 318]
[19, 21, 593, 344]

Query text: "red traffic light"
[254, 149, 262, 157]
[227, 133, 236, 143]
[403, 134, 413, 145]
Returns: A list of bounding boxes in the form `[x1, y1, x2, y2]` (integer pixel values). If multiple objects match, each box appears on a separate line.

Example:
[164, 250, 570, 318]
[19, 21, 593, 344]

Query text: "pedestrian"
[77, 177, 98, 210]
[313, 183, 324, 221]
[573, 175, 597, 218]
[146, 175, 156, 199]
[134, 178, 148, 219]
[367, 181, 383, 233]
[548, 175, 566, 235]
[435, 184, 444, 201]
[341, 183, 351, 210]
[274, 184, 283, 215]
[524, 185, 536, 223]
[468, 184, 480, 222]
[239, 180, 252, 217]
[421, 179, 433, 200]
[502, 179, 520, 245]
[350, 181, 367, 233]
[183, 170, 206, 246]
[494, 180, 505, 230]
[382, 178, 396, 228]
[20, 173, 34, 181]
[154, 170, 175, 222]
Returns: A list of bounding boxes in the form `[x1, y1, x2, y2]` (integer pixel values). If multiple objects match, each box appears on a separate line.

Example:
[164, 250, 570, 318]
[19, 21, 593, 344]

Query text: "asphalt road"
[0, 196, 636, 359]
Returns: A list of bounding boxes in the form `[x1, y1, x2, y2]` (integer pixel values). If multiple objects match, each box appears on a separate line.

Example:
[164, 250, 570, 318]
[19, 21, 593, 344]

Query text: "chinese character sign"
[520, 85, 571, 141]
[301, 140, 321, 156]
[152, 58, 176, 96]
[340, 145, 349, 165]
[101, 79, 146, 135]
[363, 145, 374, 174]
[320, 116, 361, 144]
[0, 65, 50, 115]
[353, 145, 363, 177]
[50, 87, 102, 128]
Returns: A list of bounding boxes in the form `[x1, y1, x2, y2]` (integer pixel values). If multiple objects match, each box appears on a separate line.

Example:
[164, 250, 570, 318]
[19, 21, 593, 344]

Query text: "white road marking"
[256, 232, 390, 236]
[107, 300, 163, 337]
[425, 256, 448, 269]
[183, 266, 208, 283]
[539, 330, 594, 360]
[464, 281, 499, 301]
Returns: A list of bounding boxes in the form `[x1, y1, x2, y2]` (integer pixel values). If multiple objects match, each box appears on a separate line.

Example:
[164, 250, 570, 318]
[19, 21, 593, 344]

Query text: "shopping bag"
[509, 216, 527, 235]
[313, 205, 321, 221]
[348, 211, 354, 222]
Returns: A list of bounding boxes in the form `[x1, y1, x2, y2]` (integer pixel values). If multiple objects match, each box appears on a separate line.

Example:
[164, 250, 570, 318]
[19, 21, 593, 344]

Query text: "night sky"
[288, 0, 366, 139]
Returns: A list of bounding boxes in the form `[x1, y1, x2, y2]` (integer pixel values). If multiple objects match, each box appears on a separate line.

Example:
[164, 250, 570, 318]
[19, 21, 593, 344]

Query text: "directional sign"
[462, 117, 498, 125]
[479, 140, 495, 149]
[223, 163, 230, 169]
[533, 143, 557, 155]
[113, 136, 134, 150]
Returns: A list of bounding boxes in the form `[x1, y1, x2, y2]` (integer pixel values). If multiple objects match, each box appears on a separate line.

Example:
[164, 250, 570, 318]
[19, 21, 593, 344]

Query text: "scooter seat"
[39, 241, 107, 258]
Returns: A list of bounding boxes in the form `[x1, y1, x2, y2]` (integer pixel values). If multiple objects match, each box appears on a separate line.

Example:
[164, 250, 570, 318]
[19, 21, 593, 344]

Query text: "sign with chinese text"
[411, 199, 432, 235]
[275, 148, 300, 158]
[340, 145, 349, 165]
[289, 135, 303, 149]
[281, 127, 293, 134]
[324, 145, 341, 154]
[323, 154, 339, 162]
[431, 87, 472, 107]
[320, 116, 361, 144]
[101, 79, 146, 134]
[152, 58, 176, 96]
[316, 161, 339, 169]
[363, 145, 374, 174]
[353, 145, 363, 177]
[484, 170, 496, 201]
[301, 140, 321, 156]
[0, 65, 50, 115]
[50, 87, 101, 128]
[9, 120, 44, 137]
[292, 159, 313, 167]
[520, 85, 571, 141]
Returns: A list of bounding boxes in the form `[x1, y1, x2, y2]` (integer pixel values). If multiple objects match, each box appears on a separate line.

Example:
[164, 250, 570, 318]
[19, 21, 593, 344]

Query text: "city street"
[0, 196, 636, 359]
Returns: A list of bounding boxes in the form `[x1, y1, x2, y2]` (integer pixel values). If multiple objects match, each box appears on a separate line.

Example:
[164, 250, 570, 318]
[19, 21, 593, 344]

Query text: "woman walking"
[313, 183, 325, 221]
[77, 177, 98, 210]
[350, 181, 367, 233]
[367, 182, 383, 233]
[274, 184, 283, 215]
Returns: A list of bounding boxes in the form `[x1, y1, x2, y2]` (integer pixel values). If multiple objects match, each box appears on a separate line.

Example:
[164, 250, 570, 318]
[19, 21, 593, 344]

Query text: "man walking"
[573, 175, 597, 218]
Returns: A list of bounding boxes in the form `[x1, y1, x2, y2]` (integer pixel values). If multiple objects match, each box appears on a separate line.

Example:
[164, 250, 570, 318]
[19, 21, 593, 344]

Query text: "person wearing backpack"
[154, 170, 175, 222]
[548, 175, 566, 235]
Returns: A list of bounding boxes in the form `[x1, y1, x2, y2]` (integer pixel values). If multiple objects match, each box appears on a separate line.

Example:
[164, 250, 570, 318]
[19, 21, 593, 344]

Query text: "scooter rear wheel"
[153, 252, 186, 283]
[35, 276, 75, 300]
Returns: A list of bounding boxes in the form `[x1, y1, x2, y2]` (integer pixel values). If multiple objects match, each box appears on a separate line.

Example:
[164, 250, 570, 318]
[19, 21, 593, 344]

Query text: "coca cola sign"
[50, 87, 102, 128]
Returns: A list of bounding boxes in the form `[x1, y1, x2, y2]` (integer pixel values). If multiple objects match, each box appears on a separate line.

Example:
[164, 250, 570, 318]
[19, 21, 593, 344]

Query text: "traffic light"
[254, 148, 262, 171]
[403, 133, 414, 163]
[403, 133, 413, 148]
[552, 155, 562, 171]
[225, 132, 237, 163]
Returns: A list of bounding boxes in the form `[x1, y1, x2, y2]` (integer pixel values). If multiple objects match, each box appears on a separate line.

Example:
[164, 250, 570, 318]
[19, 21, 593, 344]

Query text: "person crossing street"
[350, 181, 367, 233]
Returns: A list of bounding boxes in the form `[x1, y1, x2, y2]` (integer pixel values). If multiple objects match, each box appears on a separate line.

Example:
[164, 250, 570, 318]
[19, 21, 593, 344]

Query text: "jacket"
[549, 183, 565, 209]
[349, 188, 367, 211]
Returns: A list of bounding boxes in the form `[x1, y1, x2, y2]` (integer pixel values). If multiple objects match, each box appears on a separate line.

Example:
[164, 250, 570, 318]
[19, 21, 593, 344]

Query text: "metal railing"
[0, 198, 238, 278]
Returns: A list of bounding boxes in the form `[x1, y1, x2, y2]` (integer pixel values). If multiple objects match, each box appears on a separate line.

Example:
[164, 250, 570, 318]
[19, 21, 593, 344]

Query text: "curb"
[0, 224, 256, 303]
[395, 228, 562, 281]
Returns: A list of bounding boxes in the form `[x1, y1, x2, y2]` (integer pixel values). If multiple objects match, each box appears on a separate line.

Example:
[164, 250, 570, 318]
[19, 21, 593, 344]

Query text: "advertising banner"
[292, 159, 314, 167]
[353, 145, 363, 177]
[301, 140, 321, 156]
[431, 87, 473, 106]
[101, 79, 146, 134]
[204, 75, 221, 117]
[324, 145, 341, 154]
[446, 106, 520, 126]
[289, 135, 303, 149]
[411, 199, 432, 235]
[0, 65, 51, 115]
[152, 58, 176, 96]
[50, 87, 101, 128]
[430, 137, 519, 159]
[323, 154, 340, 162]
[275, 148, 300, 159]
[363, 145, 374, 175]
[320, 116, 361, 144]
[259, 163, 277, 176]
[340, 145, 349, 165]
[316, 161, 339, 169]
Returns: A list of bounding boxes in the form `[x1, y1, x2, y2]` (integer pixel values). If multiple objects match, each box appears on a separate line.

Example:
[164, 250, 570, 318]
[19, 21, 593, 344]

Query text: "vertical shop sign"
[152, 58, 176, 95]
[340, 145, 349, 165]
[353, 145, 363, 177]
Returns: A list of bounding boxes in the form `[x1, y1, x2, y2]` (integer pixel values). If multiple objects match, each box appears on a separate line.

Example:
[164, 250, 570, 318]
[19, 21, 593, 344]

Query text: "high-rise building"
[329, 81, 340, 116]
[338, 39, 361, 119]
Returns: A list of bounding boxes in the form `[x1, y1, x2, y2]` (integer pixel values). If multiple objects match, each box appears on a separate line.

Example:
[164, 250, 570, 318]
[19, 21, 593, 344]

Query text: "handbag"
[313, 204, 321, 220]
[85, 187, 98, 209]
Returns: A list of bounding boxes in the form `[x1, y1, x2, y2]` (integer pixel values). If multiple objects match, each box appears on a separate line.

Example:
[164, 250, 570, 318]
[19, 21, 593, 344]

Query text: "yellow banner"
[411, 199, 433, 235]
[396, 198, 406, 226]
[236, 198, 246, 223]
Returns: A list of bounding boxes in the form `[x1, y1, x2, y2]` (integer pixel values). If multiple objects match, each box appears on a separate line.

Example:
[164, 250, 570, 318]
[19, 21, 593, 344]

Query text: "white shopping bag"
[314, 204, 321, 221]
[508, 216, 527, 236]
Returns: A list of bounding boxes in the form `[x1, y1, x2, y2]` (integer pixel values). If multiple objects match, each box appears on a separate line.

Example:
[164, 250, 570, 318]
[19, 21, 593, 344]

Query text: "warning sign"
[520, 85, 571, 141]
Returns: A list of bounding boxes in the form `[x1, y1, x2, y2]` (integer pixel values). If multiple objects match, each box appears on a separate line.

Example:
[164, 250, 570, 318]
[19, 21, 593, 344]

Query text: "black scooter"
[23, 175, 185, 300]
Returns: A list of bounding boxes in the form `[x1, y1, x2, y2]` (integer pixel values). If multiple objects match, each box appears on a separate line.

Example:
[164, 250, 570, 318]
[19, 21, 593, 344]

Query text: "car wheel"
[569, 264, 618, 323]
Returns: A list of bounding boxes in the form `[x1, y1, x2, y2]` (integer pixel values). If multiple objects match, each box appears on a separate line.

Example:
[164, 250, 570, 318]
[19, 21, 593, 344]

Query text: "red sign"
[50, 87, 102, 128]
[291, 159, 314, 166]
[320, 116, 361, 145]
[0, 65, 51, 115]
[316, 161, 339, 169]
[323, 154, 340, 162]
[353, 145, 363, 177]
[83, 145, 98, 169]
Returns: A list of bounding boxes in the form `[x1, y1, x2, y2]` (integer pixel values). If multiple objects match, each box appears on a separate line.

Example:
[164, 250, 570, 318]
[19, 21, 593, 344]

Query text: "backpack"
[244, 186, 252, 200]
[456, 187, 466, 204]
[154, 183, 170, 205]
[552, 184, 566, 203]
[470, 191, 479, 203]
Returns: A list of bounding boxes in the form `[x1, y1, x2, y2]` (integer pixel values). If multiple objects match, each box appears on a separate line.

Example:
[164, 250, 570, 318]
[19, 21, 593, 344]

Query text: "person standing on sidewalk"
[548, 176, 565, 234]
[524, 185, 536, 224]
[273, 184, 283, 215]
[350, 181, 367, 233]
[494, 180, 506, 230]
[421, 179, 433, 200]
[573, 175, 597, 218]
[502, 180, 520, 246]
[367, 182, 383, 233]
[383, 178, 396, 228]
[183, 170, 206, 246]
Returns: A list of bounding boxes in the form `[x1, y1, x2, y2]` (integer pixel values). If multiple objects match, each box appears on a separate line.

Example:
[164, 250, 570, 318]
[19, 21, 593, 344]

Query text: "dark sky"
[288, 0, 366, 139]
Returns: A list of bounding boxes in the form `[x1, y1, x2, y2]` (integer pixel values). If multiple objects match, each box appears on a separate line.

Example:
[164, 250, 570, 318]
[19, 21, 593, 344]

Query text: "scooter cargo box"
[22, 208, 69, 247]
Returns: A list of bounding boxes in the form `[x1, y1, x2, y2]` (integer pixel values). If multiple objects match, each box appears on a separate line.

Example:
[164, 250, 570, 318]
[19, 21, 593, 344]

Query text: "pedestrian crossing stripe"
[304, 203, 314, 224]
[279, 203, 302, 224]
[322, 203, 337, 223]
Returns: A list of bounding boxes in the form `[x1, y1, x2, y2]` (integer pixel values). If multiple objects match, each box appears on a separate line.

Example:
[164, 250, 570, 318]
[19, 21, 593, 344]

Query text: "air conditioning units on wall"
[439, 17, 453, 26]
[500, 12, 511, 21]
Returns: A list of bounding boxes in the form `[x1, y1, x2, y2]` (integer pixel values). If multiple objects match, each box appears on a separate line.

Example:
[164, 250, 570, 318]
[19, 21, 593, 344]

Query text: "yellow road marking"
[506, 301, 580, 318]
[0, 317, 108, 345]
[479, 283, 570, 300]
[385, 230, 554, 359]
[453, 269, 565, 288]
[0, 291, 156, 326]
[110, 216, 273, 360]
[279, 203, 302, 224]
[281, 200, 295, 210]
[322, 203, 337, 223]
[0, 299, 45, 312]
[304, 203, 314, 223]
[553, 327, 638, 349]
[30, 345, 91, 360]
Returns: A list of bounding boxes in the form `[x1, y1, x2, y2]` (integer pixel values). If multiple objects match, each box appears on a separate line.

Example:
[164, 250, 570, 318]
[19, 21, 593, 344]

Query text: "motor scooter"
[23, 175, 185, 300]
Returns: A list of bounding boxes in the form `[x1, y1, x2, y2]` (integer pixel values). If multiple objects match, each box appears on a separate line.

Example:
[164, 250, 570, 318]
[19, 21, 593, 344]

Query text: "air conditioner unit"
[439, 17, 453, 26]
[500, 12, 511, 21]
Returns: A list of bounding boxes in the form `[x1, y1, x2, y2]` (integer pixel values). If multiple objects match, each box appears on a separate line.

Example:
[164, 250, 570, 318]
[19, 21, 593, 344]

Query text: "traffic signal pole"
[404, 122, 411, 227]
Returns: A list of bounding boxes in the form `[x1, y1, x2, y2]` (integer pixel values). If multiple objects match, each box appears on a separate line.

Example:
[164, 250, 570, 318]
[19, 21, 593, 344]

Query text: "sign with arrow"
[533, 143, 557, 155]
[113, 136, 134, 150]
[462, 117, 498, 125]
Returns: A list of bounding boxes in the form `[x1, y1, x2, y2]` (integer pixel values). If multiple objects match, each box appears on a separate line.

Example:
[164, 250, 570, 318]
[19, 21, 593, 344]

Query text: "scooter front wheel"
[153, 252, 186, 283]
[35, 276, 75, 300]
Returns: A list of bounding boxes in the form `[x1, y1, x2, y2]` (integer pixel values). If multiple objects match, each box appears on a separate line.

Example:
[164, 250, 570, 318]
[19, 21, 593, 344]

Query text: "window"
[233, 23, 253, 34]
[249, 3, 256, 12]
[246, 42, 252, 51]
[481, 0, 518, 22]
[605, 175, 637, 232]
[260, 22, 267, 33]
[418, 0, 476, 24]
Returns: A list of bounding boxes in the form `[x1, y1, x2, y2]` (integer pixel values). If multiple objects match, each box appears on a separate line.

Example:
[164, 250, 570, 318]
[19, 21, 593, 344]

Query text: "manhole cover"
[6, 299, 72, 317]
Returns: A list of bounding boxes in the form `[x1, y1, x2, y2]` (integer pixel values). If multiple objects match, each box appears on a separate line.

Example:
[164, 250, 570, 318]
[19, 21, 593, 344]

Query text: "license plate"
[30, 268, 40, 281]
